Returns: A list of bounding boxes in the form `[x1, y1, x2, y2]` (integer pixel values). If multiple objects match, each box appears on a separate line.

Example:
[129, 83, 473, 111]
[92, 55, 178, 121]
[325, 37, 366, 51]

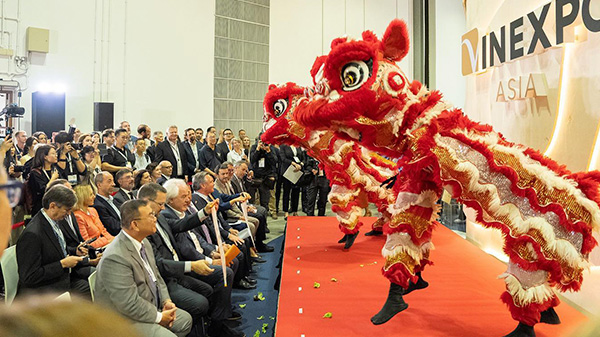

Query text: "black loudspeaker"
[31, 92, 66, 137]
[94, 102, 114, 131]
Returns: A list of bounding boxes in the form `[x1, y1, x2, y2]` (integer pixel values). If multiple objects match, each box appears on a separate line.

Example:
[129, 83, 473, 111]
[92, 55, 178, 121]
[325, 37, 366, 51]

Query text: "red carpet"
[276, 217, 588, 337]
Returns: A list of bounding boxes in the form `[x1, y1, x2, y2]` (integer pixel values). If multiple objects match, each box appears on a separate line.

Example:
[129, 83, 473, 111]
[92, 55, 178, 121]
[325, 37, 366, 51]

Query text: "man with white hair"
[145, 181, 244, 336]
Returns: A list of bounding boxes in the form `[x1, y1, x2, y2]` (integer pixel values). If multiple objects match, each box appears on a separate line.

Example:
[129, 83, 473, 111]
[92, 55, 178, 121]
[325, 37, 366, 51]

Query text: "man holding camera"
[55, 131, 87, 187]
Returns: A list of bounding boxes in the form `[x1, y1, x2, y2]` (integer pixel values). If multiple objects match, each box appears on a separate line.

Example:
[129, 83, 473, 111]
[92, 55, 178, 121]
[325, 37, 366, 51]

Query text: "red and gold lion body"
[275, 19, 600, 330]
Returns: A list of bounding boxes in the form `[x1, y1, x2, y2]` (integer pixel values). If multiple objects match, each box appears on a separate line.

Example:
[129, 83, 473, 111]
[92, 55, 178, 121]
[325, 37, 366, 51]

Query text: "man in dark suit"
[113, 168, 135, 209]
[215, 128, 234, 162]
[231, 160, 273, 252]
[45, 179, 100, 274]
[156, 161, 173, 185]
[92, 171, 122, 236]
[191, 172, 255, 286]
[159, 180, 246, 336]
[139, 183, 243, 337]
[95, 199, 193, 337]
[155, 125, 189, 180]
[16, 185, 89, 297]
[279, 144, 305, 218]
[183, 128, 202, 175]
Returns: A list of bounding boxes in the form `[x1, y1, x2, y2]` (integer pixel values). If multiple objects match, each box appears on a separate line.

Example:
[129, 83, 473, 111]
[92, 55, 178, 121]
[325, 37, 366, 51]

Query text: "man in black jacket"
[155, 126, 189, 180]
[191, 172, 255, 288]
[183, 128, 203, 175]
[16, 186, 89, 297]
[91, 171, 122, 236]
[249, 139, 277, 210]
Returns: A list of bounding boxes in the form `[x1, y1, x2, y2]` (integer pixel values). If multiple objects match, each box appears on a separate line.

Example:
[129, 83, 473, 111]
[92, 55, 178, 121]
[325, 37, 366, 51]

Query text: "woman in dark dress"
[28, 145, 60, 215]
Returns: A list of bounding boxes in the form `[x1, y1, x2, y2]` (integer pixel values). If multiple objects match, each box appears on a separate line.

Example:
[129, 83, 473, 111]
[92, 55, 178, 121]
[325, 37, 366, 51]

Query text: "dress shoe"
[227, 311, 242, 321]
[214, 321, 246, 337]
[271, 212, 278, 220]
[257, 245, 274, 253]
[252, 257, 267, 263]
[244, 276, 257, 285]
[235, 279, 256, 290]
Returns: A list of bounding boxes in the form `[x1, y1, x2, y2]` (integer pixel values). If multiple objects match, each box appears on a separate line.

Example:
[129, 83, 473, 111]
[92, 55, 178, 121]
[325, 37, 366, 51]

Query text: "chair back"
[88, 270, 97, 302]
[0, 246, 18, 305]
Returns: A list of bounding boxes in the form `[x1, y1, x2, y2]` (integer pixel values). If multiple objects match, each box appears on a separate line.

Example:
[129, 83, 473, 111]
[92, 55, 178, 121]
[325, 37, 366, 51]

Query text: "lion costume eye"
[273, 99, 289, 117]
[341, 59, 372, 91]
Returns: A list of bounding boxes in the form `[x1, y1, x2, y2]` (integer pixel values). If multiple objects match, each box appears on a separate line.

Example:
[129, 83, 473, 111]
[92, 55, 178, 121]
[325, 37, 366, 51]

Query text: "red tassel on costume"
[500, 291, 560, 326]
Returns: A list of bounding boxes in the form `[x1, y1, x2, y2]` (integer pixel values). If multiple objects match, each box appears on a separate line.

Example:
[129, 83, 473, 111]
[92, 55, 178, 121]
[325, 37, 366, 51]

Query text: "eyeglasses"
[133, 211, 157, 221]
[148, 199, 165, 208]
[0, 180, 24, 207]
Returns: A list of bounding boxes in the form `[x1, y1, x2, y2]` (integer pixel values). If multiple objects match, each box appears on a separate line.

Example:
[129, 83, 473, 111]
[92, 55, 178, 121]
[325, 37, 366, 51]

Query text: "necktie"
[139, 245, 160, 308]
[188, 230, 203, 254]
[108, 198, 122, 218]
[156, 223, 178, 261]
[201, 224, 213, 244]
[127, 191, 134, 200]
[51, 223, 67, 257]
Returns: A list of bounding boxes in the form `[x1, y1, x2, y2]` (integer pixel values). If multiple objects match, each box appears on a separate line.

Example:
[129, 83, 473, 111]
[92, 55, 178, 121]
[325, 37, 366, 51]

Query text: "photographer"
[54, 131, 87, 187]
[249, 137, 276, 210]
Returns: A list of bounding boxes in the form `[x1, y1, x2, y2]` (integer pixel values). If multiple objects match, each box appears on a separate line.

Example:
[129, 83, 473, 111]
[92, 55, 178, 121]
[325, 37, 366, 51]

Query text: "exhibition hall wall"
[0, 0, 216, 134]
[269, 0, 414, 87]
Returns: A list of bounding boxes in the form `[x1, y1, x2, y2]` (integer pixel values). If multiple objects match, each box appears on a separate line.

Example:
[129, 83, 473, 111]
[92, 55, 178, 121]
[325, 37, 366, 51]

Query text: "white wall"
[2, 0, 215, 135]
[433, 0, 466, 109]
[269, 0, 413, 87]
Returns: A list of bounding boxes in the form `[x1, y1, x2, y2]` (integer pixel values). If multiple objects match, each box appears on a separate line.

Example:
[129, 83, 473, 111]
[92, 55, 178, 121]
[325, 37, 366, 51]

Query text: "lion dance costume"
[268, 19, 600, 337]
[261, 81, 401, 248]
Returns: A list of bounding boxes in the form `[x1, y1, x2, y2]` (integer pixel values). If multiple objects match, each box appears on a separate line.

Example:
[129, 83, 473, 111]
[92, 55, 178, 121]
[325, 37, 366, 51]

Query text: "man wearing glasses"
[95, 199, 193, 337]
[16, 185, 89, 297]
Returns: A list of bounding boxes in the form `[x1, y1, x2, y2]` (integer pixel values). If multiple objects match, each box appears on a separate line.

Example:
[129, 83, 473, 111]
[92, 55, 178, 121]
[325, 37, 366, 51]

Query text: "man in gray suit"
[95, 199, 193, 337]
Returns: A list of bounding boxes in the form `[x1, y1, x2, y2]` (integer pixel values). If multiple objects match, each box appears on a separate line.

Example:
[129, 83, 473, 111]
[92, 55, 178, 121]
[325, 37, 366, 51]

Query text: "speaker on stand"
[31, 92, 66, 138]
[94, 102, 114, 131]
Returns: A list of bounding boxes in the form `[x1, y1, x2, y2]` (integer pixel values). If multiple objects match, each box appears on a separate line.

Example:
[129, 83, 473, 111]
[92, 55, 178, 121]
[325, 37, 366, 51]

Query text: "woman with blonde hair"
[73, 184, 114, 248]
[227, 138, 247, 163]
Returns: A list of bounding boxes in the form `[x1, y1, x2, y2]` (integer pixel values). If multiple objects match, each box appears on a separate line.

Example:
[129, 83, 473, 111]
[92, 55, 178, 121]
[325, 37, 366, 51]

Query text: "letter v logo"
[461, 28, 479, 76]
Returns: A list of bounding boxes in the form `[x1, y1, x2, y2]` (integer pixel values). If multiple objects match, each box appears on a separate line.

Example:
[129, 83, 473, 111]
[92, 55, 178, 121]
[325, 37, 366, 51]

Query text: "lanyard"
[112, 146, 129, 162]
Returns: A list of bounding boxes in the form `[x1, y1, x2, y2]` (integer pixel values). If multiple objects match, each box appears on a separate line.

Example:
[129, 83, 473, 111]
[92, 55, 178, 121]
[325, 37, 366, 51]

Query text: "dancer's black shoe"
[402, 272, 429, 295]
[364, 229, 383, 236]
[540, 307, 561, 325]
[344, 232, 359, 249]
[370, 282, 408, 325]
[337, 234, 347, 243]
[503, 323, 536, 337]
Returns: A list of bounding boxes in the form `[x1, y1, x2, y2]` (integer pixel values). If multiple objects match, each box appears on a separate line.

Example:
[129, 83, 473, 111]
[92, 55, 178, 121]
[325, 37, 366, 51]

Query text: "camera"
[1, 104, 25, 117]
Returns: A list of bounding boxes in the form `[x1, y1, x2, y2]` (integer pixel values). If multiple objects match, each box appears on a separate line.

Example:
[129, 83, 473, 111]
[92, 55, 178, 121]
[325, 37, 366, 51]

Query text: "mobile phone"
[85, 237, 98, 244]
[88, 247, 97, 259]
[13, 165, 24, 173]
[98, 143, 108, 156]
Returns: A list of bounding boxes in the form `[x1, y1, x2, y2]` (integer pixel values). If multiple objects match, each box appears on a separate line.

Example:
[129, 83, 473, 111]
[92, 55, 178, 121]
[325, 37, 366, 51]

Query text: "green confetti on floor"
[262, 323, 269, 333]
[257, 315, 264, 320]
[239, 304, 246, 309]
[313, 282, 320, 288]
[323, 312, 333, 318]
[253, 329, 260, 337]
